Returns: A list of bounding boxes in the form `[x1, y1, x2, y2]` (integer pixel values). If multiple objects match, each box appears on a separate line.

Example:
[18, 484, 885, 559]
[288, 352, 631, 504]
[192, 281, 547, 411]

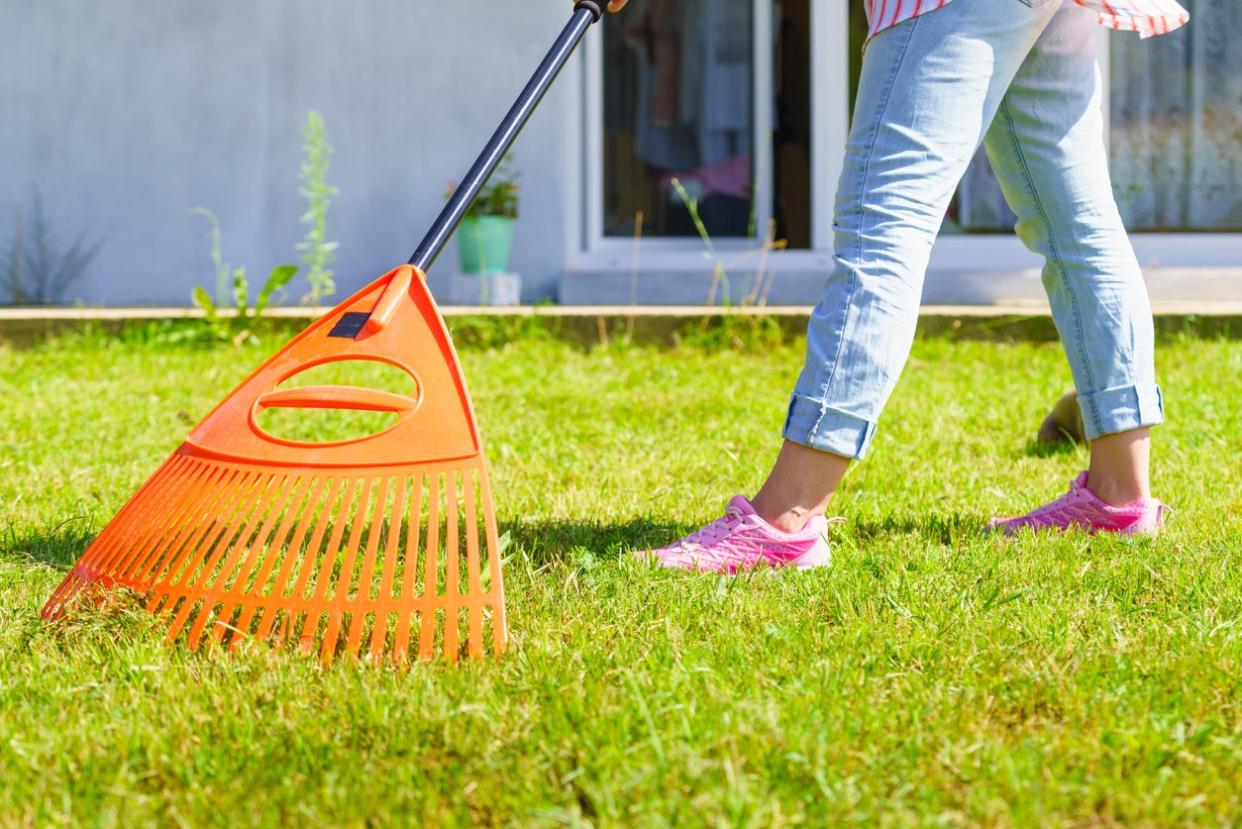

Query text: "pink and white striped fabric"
[864, 0, 1190, 40]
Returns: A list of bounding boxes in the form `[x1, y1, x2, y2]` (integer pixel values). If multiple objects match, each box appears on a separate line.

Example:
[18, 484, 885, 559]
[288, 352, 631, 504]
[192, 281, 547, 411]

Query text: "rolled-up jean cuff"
[1078, 383, 1164, 441]
[783, 394, 878, 460]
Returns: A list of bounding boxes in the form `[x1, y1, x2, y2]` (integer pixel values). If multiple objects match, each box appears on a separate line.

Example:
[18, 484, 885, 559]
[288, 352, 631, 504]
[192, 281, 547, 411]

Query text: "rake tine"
[231, 476, 320, 643]
[370, 475, 407, 662]
[346, 476, 390, 658]
[145, 466, 243, 613]
[252, 476, 329, 643]
[132, 461, 233, 588]
[210, 476, 307, 647]
[300, 477, 358, 655]
[162, 471, 268, 644]
[464, 469, 484, 660]
[417, 473, 442, 662]
[480, 467, 508, 657]
[50, 456, 183, 615]
[320, 477, 374, 662]
[95, 455, 200, 593]
[391, 474, 425, 666]
[443, 472, 462, 662]
[184, 473, 284, 650]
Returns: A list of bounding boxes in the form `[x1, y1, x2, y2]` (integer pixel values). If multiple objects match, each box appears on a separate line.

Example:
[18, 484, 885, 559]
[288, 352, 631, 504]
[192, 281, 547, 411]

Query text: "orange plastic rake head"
[42, 1, 616, 664]
[42, 266, 506, 664]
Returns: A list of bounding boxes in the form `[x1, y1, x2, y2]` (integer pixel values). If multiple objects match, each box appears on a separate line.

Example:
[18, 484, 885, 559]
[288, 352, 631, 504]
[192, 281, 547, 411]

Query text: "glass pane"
[602, 0, 756, 239]
[1110, 0, 1242, 231]
[952, 155, 1015, 234]
[774, 0, 814, 249]
[847, 0, 1242, 234]
[846, 2, 1013, 235]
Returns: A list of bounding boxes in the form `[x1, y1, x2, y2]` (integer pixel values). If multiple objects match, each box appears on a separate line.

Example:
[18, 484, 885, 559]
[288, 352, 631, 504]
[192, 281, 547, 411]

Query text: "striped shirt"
[865, 0, 1191, 40]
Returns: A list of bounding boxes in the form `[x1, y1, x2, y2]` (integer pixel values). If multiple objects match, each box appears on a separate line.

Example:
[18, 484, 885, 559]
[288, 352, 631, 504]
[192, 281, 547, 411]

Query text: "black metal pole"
[408, 3, 604, 272]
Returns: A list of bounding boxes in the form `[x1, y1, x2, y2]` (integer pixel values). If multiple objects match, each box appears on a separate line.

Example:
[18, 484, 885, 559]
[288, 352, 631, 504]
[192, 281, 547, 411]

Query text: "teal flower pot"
[456, 216, 515, 275]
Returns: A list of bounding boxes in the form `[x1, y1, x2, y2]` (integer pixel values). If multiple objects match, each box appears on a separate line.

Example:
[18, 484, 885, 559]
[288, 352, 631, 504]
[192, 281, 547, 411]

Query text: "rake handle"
[407, 1, 614, 273]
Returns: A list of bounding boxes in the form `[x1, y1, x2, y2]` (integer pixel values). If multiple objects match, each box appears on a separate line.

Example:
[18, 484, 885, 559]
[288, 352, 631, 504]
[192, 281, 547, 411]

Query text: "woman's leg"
[1089, 429, 1151, 504]
[754, 0, 1063, 530]
[751, 441, 851, 533]
[981, 3, 1163, 508]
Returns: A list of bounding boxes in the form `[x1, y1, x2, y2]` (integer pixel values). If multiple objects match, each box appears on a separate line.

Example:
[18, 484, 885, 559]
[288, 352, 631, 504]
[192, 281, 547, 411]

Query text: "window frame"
[570, 0, 1242, 280]
[580, 0, 777, 258]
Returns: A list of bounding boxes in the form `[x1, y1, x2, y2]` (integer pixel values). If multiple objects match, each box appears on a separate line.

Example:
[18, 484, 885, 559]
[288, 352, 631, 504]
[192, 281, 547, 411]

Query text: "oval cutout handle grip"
[257, 385, 418, 414]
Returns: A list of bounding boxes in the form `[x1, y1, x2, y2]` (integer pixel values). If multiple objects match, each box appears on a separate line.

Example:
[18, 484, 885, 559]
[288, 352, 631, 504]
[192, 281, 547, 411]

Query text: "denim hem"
[1078, 383, 1164, 441]
[782, 394, 878, 460]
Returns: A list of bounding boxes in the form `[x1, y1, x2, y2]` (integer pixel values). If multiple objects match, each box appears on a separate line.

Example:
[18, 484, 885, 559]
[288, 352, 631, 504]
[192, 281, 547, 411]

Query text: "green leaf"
[191, 285, 216, 318]
[232, 267, 249, 319]
[192, 284, 229, 340]
[256, 264, 297, 316]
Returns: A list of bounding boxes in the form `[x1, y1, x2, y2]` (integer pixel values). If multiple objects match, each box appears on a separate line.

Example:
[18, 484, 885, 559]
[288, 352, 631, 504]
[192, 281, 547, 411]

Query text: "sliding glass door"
[601, 0, 756, 240]
[580, 0, 1240, 273]
[1110, 0, 1242, 232]
[592, 0, 817, 252]
[903, 0, 1242, 235]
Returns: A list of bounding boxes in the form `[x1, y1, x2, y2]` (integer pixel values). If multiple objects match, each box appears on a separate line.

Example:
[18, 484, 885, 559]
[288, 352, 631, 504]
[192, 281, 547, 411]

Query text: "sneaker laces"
[1013, 478, 1130, 528]
[680, 506, 745, 547]
[1020, 478, 1084, 521]
[1027, 493, 1074, 521]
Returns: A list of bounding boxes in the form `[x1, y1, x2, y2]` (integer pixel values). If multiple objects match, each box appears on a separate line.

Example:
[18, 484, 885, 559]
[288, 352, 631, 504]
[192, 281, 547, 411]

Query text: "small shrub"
[298, 110, 338, 304]
[185, 110, 337, 340]
[2, 188, 102, 306]
[449, 154, 521, 220]
[190, 208, 297, 345]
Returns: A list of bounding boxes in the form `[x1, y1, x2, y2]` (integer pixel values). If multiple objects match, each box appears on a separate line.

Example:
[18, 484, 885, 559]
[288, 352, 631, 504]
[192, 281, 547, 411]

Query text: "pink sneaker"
[988, 472, 1169, 536]
[642, 496, 831, 574]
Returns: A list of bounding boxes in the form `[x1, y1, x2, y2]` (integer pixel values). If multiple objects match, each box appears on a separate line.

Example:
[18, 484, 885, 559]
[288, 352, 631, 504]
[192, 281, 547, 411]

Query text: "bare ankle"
[765, 512, 814, 539]
[1087, 428, 1152, 507]
[1086, 472, 1149, 507]
[752, 499, 814, 534]
[750, 441, 851, 534]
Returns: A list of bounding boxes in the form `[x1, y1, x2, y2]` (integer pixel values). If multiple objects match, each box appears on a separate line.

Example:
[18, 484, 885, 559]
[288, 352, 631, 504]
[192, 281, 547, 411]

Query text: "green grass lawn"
[2, 323, 1241, 827]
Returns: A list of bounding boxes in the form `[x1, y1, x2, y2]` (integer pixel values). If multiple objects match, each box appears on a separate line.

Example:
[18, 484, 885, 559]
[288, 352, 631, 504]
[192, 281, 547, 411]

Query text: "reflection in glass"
[603, 0, 756, 239]
[1110, 0, 1242, 231]
[847, 0, 1242, 234]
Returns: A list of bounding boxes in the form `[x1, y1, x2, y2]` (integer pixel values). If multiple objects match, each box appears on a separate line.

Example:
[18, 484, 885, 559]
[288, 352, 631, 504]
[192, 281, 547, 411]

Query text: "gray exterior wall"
[1, 0, 577, 305]
[7, 2, 1240, 310]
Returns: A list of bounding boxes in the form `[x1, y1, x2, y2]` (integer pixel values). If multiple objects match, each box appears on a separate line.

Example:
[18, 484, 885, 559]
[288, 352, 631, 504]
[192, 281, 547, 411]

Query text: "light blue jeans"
[784, 0, 1164, 460]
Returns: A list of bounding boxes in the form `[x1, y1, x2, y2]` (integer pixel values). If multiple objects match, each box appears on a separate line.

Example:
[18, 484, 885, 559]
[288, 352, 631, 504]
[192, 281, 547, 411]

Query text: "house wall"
[0, 0, 577, 306]
[5, 2, 1240, 310]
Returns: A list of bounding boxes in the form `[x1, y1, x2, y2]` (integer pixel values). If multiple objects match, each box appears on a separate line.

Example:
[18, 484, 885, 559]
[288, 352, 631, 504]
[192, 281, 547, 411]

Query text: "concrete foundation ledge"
[2, 303, 1241, 346]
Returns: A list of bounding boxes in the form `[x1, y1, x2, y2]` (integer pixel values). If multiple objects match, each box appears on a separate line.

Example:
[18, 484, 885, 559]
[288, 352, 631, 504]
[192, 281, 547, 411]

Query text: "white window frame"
[577, 0, 781, 261]
[573, 0, 837, 274]
[569, 0, 1242, 280]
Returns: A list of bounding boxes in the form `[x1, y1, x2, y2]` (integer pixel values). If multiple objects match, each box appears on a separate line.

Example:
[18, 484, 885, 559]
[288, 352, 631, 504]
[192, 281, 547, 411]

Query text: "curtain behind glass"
[949, 0, 1242, 233]
[602, 0, 755, 238]
[1111, 0, 1242, 231]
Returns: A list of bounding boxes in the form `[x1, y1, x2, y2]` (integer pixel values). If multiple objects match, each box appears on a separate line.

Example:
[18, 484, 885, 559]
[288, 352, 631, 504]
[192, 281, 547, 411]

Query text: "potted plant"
[452, 156, 520, 276]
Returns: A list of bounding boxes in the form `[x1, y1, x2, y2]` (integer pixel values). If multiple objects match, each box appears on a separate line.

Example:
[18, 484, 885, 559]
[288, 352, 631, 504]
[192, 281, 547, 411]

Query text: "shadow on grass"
[502, 511, 992, 562]
[843, 511, 984, 546]
[3, 515, 688, 574]
[8, 508, 996, 577]
[1023, 437, 1081, 459]
[499, 517, 687, 567]
[501, 511, 998, 564]
[1, 518, 96, 570]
